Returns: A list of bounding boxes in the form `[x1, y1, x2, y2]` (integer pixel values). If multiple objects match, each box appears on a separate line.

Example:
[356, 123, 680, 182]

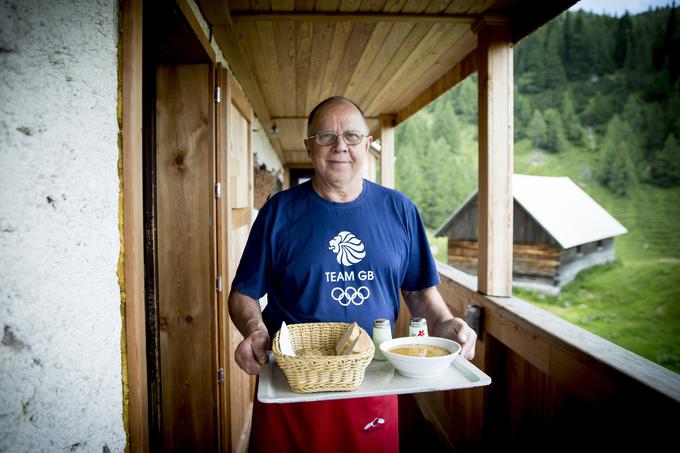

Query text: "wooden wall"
[441, 197, 558, 246]
[448, 239, 560, 280]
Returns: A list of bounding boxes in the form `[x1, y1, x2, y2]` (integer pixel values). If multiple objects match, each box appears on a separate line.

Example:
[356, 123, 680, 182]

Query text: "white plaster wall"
[0, 0, 125, 451]
[252, 116, 283, 175]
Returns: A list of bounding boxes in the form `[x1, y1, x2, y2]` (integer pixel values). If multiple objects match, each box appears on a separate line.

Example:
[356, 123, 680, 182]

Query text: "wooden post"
[474, 17, 513, 297]
[379, 114, 395, 188]
[121, 0, 150, 451]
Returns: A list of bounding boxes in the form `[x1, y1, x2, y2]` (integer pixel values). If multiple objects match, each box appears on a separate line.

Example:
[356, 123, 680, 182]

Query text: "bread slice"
[351, 329, 372, 354]
[336, 322, 361, 355]
[336, 322, 372, 355]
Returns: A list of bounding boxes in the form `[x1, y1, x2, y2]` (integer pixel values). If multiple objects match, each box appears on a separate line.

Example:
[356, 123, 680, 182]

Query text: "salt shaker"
[372, 318, 392, 360]
[409, 317, 428, 337]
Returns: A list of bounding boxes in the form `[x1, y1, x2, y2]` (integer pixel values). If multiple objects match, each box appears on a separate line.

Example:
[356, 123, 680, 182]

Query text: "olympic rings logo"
[331, 286, 370, 306]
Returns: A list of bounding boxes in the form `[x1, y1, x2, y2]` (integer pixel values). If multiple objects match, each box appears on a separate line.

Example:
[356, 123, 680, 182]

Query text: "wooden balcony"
[398, 263, 680, 451]
[119, 1, 680, 451]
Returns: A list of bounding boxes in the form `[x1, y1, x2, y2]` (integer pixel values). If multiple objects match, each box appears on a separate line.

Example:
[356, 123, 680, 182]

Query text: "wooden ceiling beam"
[270, 116, 380, 120]
[231, 11, 477, 24]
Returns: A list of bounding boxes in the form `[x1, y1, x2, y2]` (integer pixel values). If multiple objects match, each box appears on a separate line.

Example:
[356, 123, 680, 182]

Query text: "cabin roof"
[198, 0, 577, 165]
[436, 174, 628, 249]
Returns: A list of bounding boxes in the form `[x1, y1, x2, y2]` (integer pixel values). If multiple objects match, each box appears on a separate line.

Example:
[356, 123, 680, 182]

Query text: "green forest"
[395, 5, 680, 373]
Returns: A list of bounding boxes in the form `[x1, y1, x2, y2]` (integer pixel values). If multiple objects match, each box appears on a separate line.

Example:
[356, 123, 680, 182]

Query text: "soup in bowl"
[379, 336, 461, 378]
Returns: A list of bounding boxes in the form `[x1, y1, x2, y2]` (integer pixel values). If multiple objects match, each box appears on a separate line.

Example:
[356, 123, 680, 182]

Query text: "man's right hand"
[234, 327, 271, 375]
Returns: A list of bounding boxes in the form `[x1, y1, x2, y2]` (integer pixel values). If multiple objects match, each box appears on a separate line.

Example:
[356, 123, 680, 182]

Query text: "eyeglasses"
[307, 130, 369, 146]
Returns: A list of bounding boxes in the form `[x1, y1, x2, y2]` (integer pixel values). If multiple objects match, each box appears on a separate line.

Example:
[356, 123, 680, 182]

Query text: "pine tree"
[432, 101, 461, 152]
[529, 110, 547, 150]
[543, 109, 568, 153]
[562, 90, 584, 144]
[650, 134, 680, 187]
[598, 115, 638, 195]
[614, 13, 633, 68]
[582, 92, 611, 133]
[515, 89, 532, 140]
[543, 24, 567, 90]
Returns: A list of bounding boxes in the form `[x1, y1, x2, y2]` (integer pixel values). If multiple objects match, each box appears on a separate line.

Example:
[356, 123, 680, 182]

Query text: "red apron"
[250, 384, 399, 453]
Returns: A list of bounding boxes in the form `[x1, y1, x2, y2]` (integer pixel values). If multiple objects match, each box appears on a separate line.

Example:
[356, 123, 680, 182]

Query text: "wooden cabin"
[436, 174, 628, 293]
[2, 0, 679, 452]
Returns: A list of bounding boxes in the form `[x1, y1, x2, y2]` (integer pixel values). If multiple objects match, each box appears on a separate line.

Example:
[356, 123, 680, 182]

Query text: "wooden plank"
[214, 64, 232, 453]
[331, 22, 377, 96]
[255, 21, 286, 116]
[394, 38, 477, 124]
[369, 22, 472, 115]
[195, 0, 232, 25]
[229, 76, 254, 121]
[176, 0, 217, 62]
[230, 104, 250, 208]
[351, 22, 416, 106]
[339, 0, 362, 12]
[121, 0, 149, 451]
[211, 23, 285, 161]
[363, 22, 452, 112]
[356, 22, 431, 110]
[344, 22, 393, 100]
[295, 21, 313, 116]
[156, 64, 216, 451]
[305, 21, 336, 111]
[223, 70, 256, 453]
[318, 20, 354, 101]
[383, 0, 407, 13]
[379, 114, 395, 188]
[230, 11, 476, 23]
[271, 0, 295, 10]
[274, 20, 297, 116]
[207, 64, 219, 453]
[476, 19, 513, 297]
[238, 21, 276, 115]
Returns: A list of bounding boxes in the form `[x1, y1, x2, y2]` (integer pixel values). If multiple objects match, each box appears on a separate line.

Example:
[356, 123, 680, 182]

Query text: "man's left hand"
[431, 317, 477, 360]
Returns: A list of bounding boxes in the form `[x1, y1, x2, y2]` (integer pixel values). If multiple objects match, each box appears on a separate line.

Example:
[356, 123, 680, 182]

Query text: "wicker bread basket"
[272, 322, 374, 393]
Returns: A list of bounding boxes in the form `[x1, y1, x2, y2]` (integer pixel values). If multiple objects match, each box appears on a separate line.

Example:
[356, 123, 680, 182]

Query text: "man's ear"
[304, 139, 312, 157]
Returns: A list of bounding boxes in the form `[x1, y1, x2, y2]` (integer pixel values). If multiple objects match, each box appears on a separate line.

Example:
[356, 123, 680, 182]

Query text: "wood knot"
[185, 315, 193, 323]
[174, 155, 184, 167]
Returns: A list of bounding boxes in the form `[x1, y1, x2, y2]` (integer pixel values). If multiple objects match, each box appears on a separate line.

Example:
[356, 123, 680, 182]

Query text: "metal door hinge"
[217, 368, 224, 384]
[215, 86, 221, 103]
[215, 182, 222, 199]
[216, 275, 223, 293]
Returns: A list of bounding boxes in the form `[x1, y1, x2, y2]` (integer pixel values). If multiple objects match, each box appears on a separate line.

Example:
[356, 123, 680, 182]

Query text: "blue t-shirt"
[231, 179, 440, 336]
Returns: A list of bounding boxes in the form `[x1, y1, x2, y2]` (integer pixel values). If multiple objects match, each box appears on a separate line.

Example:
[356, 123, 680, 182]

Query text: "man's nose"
[331, 133, 348, 152]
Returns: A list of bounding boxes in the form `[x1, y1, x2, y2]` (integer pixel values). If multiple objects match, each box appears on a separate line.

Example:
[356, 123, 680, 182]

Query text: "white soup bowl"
[379, 336, 460, 378]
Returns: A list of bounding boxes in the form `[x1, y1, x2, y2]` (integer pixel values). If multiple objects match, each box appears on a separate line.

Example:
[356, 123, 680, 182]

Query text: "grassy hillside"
[413, 122, 680, 374]
[514, 138, 680, 373]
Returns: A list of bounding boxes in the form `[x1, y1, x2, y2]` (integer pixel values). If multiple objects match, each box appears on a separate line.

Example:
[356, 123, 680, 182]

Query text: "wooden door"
[155, 63, 218, 452]
[215, 65, 255, 453]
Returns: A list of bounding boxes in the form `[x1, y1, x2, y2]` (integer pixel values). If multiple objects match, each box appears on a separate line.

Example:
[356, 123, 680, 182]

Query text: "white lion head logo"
[328, 231, 366, 266]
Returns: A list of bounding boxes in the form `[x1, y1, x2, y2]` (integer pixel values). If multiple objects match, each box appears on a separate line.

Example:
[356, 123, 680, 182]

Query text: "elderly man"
[229, 96, 477, 452]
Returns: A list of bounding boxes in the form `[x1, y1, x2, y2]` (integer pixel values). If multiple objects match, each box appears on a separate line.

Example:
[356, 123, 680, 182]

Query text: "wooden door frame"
[121, 0, 148, 451]
[121, 0, 218, 451]
[215, 66, 255, 453]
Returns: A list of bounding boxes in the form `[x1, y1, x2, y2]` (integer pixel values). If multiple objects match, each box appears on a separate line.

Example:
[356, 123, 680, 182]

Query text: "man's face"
[304, 102, 373, 189]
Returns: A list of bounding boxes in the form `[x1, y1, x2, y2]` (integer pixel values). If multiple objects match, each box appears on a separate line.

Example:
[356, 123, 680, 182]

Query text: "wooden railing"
[401, 262, 680, 451]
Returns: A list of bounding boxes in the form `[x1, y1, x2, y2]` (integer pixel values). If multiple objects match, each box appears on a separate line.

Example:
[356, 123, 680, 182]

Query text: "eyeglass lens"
[316, 130, 364, 146]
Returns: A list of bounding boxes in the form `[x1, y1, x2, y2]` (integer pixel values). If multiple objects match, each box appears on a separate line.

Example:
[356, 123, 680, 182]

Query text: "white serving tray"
[257, 356, 491, 403]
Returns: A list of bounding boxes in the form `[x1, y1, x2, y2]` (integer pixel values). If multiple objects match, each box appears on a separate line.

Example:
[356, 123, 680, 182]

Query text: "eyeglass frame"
[305, 129, 370, 146]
